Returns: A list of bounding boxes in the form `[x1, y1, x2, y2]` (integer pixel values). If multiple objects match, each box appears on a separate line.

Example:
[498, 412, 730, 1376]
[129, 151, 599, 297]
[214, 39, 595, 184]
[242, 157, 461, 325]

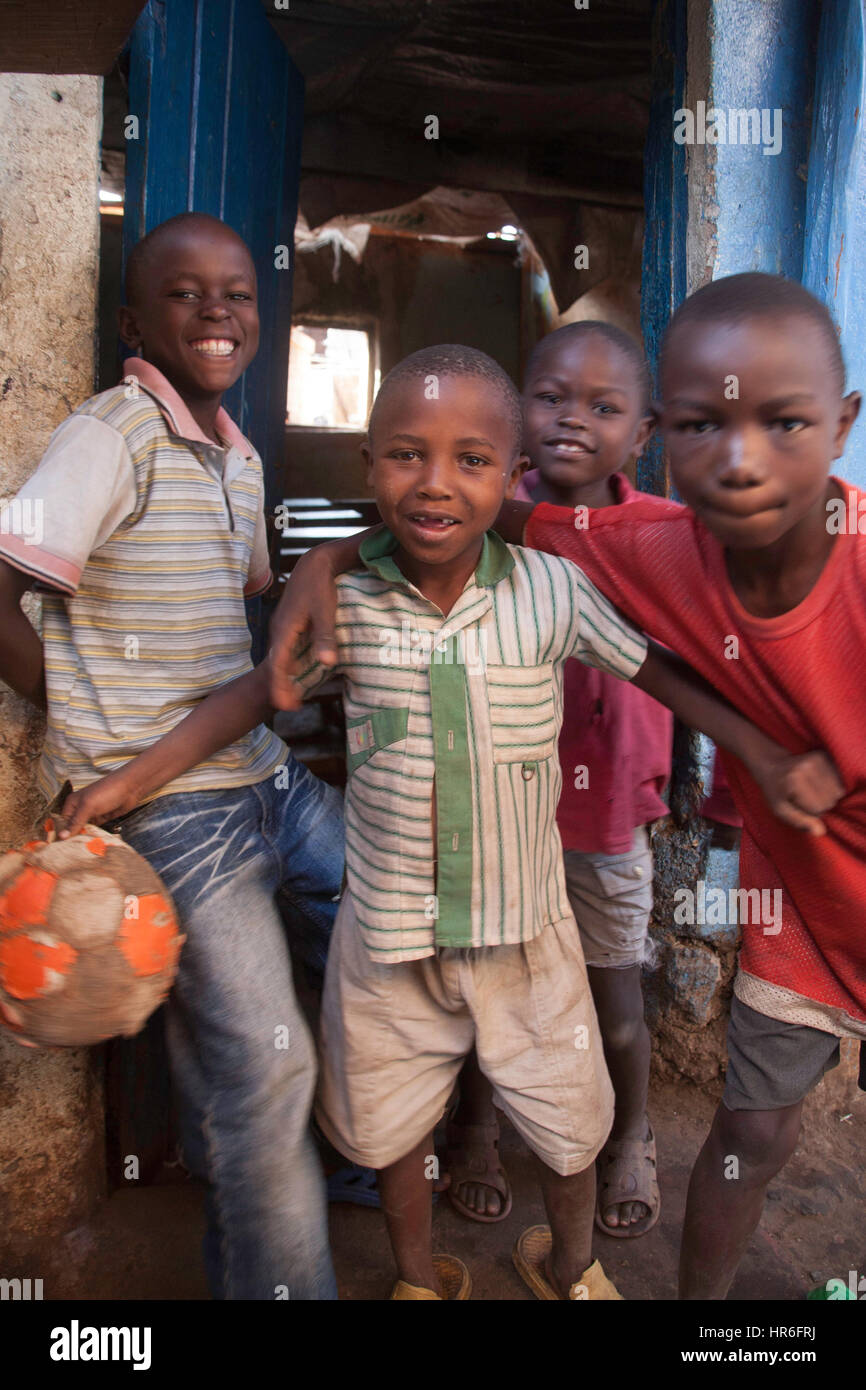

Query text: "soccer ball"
[0, 821, 184, 1047]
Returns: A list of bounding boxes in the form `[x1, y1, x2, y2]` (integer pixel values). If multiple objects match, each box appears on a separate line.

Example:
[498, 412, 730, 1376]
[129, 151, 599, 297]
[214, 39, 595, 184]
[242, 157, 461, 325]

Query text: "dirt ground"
[51, 1055, 864, 1303]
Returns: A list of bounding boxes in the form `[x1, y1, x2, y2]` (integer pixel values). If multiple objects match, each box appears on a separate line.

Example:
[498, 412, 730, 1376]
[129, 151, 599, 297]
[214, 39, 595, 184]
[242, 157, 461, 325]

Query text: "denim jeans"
[117, 758, 344, 1300]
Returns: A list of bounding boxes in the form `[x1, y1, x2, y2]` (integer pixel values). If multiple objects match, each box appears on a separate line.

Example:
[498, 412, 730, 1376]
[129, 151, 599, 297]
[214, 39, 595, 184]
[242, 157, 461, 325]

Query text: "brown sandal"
[444, 1119, 513, 1224]
[595, 1122, 661, 1238]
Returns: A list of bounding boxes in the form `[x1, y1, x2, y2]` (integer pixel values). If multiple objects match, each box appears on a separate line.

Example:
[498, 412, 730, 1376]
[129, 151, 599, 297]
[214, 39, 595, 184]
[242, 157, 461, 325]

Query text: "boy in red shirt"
[515, 273, 865, 1297]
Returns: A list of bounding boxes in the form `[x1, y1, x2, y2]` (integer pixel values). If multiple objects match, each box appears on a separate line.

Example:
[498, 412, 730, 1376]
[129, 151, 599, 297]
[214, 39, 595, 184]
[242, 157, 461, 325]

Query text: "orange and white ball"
[0, 823, 184, 1047]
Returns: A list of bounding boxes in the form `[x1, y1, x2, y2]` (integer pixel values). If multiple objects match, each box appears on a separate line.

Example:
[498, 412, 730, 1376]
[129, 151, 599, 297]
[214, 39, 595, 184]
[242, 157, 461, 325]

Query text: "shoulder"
[73, 384, 168, 456]
[504, 542, 592, 594]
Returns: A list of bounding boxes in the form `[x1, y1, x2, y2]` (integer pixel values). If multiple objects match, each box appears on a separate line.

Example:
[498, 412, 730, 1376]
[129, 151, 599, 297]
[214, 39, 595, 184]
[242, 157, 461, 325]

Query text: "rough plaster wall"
[684, 0, 718, 292]
[0, 73, 106, 1281]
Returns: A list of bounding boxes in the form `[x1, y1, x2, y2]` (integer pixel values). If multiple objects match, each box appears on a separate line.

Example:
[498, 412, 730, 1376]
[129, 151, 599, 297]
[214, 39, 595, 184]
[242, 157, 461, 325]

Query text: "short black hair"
[524, 320, 653, 410]
[661, 271, 845, 393]
[124, 212, 253, 305]
[368, 344, 524, 454]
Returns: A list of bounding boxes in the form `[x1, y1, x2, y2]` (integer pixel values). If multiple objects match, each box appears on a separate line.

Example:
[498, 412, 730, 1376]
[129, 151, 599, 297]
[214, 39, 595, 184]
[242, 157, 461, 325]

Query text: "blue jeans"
[118, 759, 344, 1300]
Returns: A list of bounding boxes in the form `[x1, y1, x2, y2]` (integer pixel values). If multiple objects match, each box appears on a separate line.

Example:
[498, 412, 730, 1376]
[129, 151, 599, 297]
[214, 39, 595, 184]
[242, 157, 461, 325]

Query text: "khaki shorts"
[563, 826, 654, 969]
[315, 894, 614, 1176]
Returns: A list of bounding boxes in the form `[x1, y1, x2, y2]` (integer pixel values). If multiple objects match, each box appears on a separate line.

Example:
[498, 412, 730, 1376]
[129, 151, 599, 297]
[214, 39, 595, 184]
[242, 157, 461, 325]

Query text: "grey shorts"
[562, 826, 654, 969]
[722, 995, 843, 1111]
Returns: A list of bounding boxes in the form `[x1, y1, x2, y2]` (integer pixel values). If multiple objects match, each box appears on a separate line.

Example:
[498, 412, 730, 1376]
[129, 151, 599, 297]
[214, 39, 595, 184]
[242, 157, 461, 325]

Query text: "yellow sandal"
[390, 1254, 472, 1300]
[513, 1226, 623, 1300]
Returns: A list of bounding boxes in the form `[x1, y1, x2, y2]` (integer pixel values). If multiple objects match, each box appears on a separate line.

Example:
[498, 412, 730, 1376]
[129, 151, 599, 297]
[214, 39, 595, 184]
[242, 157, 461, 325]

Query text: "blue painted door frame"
[641, 0, 866, 490]
[124, 0, 304, 507]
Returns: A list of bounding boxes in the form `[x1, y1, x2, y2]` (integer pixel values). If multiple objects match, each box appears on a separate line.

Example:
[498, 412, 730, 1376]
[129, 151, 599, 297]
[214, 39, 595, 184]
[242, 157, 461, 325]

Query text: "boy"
[0, 213, 343, 1300]
[65, 344, 844, 1301]
[446, 322, 671, 1236]
[499, 273, 866, 1298]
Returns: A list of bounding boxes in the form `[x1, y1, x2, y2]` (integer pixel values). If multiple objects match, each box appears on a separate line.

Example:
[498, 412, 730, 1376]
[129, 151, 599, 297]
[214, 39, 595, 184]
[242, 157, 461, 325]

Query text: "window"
[287, 325, 374, 429]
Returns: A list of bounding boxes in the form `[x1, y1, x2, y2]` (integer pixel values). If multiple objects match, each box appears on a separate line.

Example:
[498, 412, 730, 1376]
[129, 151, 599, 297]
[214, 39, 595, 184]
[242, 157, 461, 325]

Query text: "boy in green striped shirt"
[66, 345, 842, 1301]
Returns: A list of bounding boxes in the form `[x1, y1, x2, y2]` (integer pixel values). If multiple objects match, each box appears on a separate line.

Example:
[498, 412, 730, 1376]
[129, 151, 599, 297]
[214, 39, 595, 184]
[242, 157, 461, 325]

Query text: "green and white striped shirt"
[297, 528, 647, 962]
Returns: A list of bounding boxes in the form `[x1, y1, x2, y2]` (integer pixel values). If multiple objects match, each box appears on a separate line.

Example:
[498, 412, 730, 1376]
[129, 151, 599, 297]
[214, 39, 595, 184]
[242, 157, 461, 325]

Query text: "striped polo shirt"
[0, 359, 285, 800]
[296, 528, 647, 962]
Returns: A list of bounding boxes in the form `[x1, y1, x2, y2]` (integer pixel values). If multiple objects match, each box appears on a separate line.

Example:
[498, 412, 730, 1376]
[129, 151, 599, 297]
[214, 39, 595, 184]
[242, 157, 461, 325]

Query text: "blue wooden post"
[803, 0, 866, 485]
[639, 0, 688, 498]
[125, 0, 304, 505]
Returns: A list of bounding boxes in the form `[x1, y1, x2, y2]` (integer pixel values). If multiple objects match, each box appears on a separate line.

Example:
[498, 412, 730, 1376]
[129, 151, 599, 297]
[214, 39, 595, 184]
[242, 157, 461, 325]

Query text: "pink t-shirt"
[515, 470, 672, 854]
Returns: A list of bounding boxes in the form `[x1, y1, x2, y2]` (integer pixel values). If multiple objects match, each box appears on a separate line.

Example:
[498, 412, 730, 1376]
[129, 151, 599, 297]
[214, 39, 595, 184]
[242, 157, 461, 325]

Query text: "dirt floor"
[52, 1054, 864, 1303]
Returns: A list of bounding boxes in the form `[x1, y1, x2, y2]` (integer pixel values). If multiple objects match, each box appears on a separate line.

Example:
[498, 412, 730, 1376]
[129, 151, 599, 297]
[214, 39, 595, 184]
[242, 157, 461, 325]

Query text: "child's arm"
[268, 530, 379, 708]
[60, 663, 272, 835]
[633, 640, 844, 836]
[0, 561, 46, 708]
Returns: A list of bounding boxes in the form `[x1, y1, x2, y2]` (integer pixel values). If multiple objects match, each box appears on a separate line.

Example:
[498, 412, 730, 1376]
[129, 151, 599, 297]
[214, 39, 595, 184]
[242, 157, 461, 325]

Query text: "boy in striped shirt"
[0, 214, 342, 1300]
[65, 345, 843, 1301]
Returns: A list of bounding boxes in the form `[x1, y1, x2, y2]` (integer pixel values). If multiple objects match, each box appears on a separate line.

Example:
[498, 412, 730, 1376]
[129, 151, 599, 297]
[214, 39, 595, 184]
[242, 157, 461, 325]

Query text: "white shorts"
[315, 893, 614, 1176]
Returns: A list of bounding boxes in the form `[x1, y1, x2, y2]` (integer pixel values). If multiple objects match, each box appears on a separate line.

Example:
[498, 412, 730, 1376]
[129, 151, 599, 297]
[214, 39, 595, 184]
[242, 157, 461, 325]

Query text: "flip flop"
[327, 1164, 380, 1207]
[512, 1226, 623, 1301]
[444, 1119, 513, 1224]
[390, 1254, 472, 1300]
[594, 1122, 661, 1238]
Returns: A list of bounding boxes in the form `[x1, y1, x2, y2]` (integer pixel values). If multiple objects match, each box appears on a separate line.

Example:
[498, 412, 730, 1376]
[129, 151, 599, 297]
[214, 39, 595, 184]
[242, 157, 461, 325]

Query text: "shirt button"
[522, 762, 536, 781]
[633, 865, 644, 878]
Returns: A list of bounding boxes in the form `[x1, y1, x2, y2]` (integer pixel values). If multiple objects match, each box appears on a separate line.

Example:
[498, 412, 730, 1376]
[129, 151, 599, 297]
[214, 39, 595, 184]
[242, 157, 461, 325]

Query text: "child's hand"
[268, 547, 339, 710]
[751, 749, 845, 836]
[59, 771, 142, 838]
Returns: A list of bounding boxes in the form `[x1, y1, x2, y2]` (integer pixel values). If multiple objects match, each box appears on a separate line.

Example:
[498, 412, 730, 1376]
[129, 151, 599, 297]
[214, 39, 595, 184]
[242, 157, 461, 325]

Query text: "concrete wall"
[0, 73, 106, 1288]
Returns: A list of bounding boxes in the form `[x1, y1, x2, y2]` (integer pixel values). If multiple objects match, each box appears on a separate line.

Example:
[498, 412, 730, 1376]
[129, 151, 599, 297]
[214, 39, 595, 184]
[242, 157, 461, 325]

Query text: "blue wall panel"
[803, 0, 866, 484]
[124, 0, 304, 503]
[639, 0, 688, 497]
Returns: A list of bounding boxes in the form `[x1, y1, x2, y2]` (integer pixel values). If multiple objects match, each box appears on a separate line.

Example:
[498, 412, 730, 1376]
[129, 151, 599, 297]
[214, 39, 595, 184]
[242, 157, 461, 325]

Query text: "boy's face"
[661, 316, 860, 550]
[523, 336, 653, 484]
[362, 375, 527, 572]
[119, 222, 259, 400]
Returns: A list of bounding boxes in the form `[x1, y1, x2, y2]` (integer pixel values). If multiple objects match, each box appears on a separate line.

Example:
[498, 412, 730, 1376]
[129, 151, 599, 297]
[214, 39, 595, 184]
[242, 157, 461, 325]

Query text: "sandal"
[444, 1119, 513, 1224]
[512, 1226, 623, 1300]
[594, 1122, 661, 1238]
[390, 1254, 471, 1300]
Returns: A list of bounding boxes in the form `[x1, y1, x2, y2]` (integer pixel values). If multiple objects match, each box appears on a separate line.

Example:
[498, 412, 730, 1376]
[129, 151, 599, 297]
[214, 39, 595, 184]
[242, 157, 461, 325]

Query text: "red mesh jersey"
[525, 479, 866, 1028]
[515, 471, 673, 854]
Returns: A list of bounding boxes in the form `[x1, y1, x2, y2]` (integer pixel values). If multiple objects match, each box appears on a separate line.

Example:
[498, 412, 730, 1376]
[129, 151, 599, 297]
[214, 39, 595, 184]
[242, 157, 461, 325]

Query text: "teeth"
[190, 339, 236, 357]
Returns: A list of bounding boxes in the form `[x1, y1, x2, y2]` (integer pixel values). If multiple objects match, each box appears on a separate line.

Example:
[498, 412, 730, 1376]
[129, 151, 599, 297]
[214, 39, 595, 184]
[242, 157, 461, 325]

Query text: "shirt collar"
[517, 467, 635, 504]
[359, 527, 515, 591]
[121, 356, 253, 456]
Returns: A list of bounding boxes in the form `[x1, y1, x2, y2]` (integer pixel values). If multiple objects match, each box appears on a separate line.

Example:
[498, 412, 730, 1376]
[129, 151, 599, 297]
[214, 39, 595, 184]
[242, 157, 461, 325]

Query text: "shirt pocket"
[486, 662, 557, 764]
[345, 706, 410, 775]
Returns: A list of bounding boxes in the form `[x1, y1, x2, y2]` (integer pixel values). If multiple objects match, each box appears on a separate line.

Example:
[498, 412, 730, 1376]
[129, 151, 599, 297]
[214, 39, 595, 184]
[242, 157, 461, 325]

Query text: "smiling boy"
[0, 213, 343, 1300]
[64, 343, 846, 1301]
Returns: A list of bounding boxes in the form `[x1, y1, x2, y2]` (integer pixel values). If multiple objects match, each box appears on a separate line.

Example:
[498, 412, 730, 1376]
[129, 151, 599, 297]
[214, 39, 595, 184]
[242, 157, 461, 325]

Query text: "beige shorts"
[315, 894, 614, 1176]
[563, 826, 654, 969]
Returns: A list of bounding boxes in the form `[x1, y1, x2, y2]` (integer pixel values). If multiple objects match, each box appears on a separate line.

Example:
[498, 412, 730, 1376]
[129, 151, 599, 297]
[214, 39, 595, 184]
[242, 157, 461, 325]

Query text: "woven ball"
[0, 822, 184, 1047]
